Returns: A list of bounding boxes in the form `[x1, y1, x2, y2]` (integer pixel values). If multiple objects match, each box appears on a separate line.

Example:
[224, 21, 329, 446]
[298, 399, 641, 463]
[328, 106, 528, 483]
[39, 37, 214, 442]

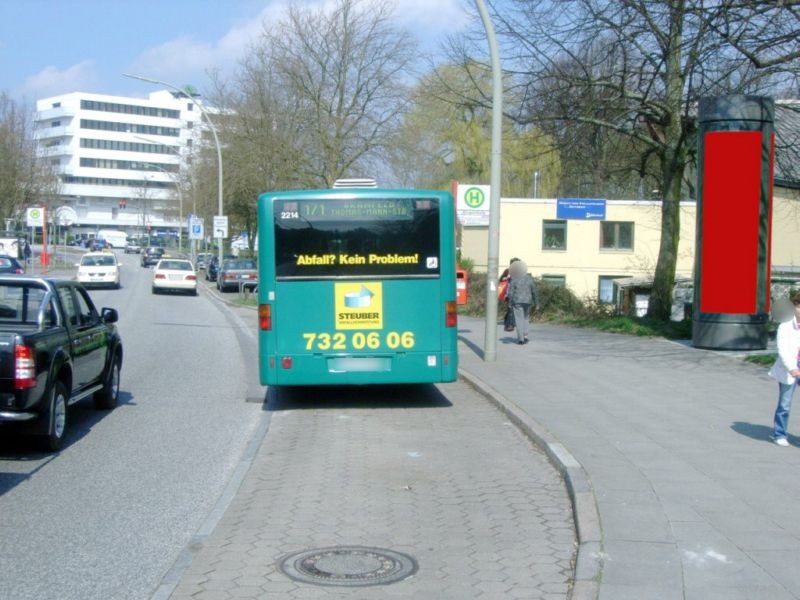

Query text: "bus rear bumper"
[261, 351, 458, 386]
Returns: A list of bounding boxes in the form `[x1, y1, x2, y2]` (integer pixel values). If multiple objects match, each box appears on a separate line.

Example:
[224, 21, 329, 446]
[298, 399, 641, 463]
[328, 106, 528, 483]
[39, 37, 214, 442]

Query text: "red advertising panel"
[766, 133, 775, 313]
[700, 131, 762, 314]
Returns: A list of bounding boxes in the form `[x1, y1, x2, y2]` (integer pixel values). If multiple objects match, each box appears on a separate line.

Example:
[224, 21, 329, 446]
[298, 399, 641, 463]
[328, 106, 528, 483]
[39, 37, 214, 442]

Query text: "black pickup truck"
[0, 276, 123, 451]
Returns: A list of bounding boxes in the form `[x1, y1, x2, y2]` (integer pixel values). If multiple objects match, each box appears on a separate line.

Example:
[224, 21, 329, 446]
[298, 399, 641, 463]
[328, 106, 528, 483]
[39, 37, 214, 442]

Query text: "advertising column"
[693, 96, 774, 350]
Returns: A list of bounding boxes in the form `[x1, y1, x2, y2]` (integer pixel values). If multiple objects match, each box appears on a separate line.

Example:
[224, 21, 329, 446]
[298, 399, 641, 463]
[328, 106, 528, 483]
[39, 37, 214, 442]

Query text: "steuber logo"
[335, 282, 383, 329]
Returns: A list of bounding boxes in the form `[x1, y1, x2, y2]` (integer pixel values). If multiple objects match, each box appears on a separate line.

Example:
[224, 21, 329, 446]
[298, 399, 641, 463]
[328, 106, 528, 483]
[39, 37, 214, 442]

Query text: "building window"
[601, 221, 634, 250]
[187, 103, 194, 111]
[542, 220, 567, 250]
[80, 157, 178, 173]
[80, 99, 179, 119]
[80, 119, 179, 137]
[80, 137, 178, 155]
[52, 102, 61, 108]
[598, 276, 622, 304]
[62, 175, 176, 189]
[51, 120, 61, 127]
[541, 275, 566, 287]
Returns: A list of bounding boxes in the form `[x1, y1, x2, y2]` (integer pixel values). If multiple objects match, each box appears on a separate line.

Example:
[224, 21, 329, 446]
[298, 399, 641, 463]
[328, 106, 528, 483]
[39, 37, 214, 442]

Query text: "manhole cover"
[278, 546, 417, 587]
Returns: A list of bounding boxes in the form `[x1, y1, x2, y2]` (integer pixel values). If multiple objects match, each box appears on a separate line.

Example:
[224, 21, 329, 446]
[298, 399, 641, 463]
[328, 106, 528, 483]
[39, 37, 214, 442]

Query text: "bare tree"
[0, 93, 54, 225]
[389, 62, 562, 196]
[203, 46, 308, 250]
[462, 0, 800, 318]
[262, 0, 415, 187]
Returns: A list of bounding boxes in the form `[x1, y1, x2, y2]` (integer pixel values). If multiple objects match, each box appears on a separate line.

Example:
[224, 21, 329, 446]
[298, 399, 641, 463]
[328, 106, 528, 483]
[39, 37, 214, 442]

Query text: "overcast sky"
[0, 0, 473, 103]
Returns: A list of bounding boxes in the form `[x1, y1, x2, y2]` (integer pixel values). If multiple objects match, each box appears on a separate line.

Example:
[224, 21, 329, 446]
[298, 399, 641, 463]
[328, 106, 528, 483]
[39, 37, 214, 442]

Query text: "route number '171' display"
[257, 187, 458, 385]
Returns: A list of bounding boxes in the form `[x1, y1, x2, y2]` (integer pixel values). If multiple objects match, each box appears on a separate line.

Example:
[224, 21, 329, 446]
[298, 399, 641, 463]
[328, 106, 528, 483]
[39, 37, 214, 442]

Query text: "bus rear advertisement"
[258, 188, 458, 386]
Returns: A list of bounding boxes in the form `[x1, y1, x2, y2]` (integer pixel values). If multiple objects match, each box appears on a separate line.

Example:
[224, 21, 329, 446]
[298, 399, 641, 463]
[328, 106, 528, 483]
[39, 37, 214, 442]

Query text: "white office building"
[34, 90, 205, 239]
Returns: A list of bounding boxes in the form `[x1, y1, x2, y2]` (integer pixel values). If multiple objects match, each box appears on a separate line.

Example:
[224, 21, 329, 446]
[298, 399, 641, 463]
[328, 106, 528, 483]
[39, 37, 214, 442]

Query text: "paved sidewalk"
[159, 295, 576, 600]
[457, 316, 800, 600]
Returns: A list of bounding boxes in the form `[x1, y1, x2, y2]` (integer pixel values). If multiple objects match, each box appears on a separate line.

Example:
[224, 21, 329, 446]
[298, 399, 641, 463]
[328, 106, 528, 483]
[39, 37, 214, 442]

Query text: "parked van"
[97, 230, 128, 249]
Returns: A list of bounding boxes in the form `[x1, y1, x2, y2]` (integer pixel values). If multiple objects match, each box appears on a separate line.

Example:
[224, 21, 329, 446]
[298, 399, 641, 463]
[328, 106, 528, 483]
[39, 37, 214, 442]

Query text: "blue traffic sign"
[556, 198, 606, 220]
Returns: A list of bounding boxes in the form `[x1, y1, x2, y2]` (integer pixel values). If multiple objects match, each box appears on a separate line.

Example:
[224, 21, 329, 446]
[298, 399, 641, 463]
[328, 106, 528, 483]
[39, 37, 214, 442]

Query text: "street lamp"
[474, 0, 503, 362]
[146, 163, 183, 252]
[123, 72, 224, 265]
[134, 135, 186, 253]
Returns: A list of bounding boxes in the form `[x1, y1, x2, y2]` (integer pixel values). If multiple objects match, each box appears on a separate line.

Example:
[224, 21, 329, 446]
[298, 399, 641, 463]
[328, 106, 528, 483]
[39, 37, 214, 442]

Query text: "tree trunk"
[648, 1, 687, 321]
[649, 151, 685, 320]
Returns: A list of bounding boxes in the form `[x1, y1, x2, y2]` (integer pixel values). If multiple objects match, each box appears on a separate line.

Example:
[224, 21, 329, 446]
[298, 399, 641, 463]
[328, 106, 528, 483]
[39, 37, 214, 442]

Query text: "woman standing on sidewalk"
[507, 260, 539, 345]
[768, 291, 800, 446]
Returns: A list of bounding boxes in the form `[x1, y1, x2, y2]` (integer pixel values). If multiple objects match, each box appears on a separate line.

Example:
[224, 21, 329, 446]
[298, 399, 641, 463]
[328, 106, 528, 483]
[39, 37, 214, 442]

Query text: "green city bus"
[257, 185, 458, 385]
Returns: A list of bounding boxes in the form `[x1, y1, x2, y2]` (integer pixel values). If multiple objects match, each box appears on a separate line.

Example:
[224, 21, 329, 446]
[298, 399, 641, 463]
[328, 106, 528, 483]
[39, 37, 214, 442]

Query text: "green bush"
[745, 353, 777, 366]
[457, 270, 692, 339]
[462, 268, 488, 315]
[459, 274, 587, 319]
[535, 281, 588, 317]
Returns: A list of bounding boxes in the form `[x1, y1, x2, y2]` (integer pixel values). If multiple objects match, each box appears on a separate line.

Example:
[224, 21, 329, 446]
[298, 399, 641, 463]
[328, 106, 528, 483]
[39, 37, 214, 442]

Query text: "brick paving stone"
[166, 380, 575, 599]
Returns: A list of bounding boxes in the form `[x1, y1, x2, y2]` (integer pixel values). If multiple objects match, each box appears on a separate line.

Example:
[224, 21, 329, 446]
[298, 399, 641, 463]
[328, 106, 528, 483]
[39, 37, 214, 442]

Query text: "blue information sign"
[556, 198, 606, 220]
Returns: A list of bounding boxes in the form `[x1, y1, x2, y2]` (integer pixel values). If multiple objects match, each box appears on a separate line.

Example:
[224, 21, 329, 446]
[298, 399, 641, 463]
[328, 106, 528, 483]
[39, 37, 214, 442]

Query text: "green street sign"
[464, 187, 486, 208]
[26, 207, 44, 227]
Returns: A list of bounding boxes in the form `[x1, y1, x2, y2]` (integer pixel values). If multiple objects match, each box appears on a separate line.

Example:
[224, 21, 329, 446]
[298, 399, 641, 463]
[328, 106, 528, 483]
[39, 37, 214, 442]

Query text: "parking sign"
[189, 216, 204, 240]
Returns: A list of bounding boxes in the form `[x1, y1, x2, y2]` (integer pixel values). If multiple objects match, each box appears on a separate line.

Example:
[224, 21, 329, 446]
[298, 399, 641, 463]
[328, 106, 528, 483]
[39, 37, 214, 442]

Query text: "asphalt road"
[0, 251, 266, 600]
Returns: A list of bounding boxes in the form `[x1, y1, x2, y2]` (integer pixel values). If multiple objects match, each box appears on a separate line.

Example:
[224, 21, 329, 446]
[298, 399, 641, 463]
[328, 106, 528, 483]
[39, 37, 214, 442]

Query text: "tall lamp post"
[147, 164, 183, 252]
[123, 73, 224, 265]
[474, 0, 503, 362]
[134, 135, 186, 253]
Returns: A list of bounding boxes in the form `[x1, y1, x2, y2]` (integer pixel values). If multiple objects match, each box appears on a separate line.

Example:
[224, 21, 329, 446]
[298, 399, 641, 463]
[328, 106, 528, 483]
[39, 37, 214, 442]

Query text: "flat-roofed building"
[34, 90, 204, 238]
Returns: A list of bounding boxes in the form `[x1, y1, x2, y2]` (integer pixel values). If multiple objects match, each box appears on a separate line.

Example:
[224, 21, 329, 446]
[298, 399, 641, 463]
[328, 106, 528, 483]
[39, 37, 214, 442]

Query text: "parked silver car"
[216, 258, 257, 292]
[195, 252, 213, 270]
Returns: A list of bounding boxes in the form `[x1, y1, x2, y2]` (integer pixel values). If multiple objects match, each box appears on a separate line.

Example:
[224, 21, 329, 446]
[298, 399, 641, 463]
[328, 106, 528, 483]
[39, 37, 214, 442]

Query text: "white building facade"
[34, 90, 203, 238]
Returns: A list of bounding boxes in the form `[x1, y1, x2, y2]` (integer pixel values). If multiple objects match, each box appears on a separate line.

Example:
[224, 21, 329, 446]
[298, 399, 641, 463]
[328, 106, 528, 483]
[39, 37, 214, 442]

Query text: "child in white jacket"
[767, 292, 800, 445]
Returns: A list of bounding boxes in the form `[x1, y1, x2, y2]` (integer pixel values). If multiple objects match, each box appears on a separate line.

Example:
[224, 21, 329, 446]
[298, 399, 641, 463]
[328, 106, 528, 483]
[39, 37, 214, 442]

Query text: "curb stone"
[458, 368, 602, 600]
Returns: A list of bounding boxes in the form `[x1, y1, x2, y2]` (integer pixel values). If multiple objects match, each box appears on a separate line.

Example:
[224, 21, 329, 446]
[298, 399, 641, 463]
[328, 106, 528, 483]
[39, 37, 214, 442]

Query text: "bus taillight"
[259, 304, 272, 330]
[445, 301, 457, 328]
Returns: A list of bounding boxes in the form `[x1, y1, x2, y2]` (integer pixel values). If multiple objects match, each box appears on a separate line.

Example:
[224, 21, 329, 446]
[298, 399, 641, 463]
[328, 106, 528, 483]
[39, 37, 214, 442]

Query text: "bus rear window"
[274, 197, 441, 278]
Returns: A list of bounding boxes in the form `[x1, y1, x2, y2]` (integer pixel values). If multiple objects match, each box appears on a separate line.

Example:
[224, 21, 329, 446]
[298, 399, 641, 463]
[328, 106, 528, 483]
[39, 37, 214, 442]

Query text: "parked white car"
[152, 259, 197, 295]
[76, 252, 120, 289]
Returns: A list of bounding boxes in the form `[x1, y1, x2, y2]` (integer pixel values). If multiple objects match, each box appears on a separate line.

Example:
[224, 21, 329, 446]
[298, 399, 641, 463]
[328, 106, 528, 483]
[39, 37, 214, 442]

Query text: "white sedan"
[76, 251, 120, 289]
[152, 259, 197, 295]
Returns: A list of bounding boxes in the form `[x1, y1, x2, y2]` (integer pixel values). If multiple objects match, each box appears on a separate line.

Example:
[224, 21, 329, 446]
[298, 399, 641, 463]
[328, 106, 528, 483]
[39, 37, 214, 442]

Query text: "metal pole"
[123, 73, 223, 265]
[134, 135, 184, 252]
[475, 0, 503, 362]
[146, 163, 183, 252]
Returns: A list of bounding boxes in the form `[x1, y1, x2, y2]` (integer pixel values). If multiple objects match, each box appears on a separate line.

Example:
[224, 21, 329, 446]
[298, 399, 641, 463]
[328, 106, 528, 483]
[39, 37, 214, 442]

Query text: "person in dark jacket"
[507, 260, 539, 345]
[499, 257, 519, 331]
